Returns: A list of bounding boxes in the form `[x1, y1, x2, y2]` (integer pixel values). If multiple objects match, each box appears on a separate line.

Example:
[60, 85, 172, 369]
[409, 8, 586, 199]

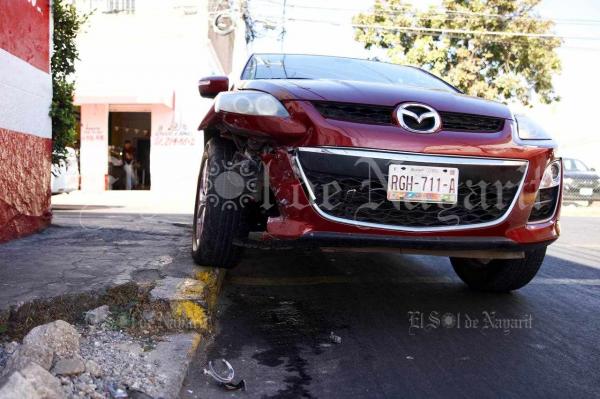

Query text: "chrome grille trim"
[294, 147, 529, 232]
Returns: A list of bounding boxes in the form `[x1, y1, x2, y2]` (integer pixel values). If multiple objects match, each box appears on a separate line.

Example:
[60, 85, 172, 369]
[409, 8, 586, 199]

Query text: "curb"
[146, 332, 202, 399]
[0, 266, 227, 399]
[145, 266, 226, 398]
[149, 267, 226, 332]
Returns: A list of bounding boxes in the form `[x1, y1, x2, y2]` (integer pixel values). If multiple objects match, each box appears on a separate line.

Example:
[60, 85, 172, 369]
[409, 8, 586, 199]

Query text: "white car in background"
[51, 147, 79, 194]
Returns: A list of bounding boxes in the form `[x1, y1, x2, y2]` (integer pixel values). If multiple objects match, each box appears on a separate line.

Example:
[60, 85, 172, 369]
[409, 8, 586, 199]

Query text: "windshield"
[564, 159, 590, 172]
[241, 54, 458, 93]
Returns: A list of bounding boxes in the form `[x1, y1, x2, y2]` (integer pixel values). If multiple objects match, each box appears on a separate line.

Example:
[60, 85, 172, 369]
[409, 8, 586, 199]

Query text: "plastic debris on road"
[330, 331, 342, 344]
[204, 359, 246, 392]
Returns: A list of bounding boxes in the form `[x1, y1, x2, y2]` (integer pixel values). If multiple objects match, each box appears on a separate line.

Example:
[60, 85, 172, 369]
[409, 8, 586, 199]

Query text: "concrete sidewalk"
[0, 192, 224, 338]
[0, 210, 195, 311]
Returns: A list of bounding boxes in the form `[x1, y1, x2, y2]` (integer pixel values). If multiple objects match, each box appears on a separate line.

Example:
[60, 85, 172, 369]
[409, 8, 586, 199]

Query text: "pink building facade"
[73, 0, 236, 195]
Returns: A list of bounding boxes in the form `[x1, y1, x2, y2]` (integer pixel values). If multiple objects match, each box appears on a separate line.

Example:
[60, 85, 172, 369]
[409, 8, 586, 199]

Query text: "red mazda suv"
[193, 54, 562, 292]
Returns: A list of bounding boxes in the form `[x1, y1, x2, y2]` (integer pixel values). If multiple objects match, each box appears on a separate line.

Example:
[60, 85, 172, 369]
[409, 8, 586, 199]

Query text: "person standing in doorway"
[122, 140, 137, 190]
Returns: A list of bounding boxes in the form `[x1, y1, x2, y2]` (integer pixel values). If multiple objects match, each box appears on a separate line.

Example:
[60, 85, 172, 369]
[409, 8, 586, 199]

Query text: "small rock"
[117, 342, 143, 357]
[52, 356, 86, 376]
[85, 359, 102, 377]
[23, 320, 80, 358]
[19, 362, 64, 399]
[85, 305, 111, 325]
[4, 343, 54, 373]
[78, 372, 93, 384]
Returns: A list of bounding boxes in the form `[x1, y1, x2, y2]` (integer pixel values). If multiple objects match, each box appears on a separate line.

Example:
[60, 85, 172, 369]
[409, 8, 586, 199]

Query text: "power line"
[250, 0, 600, 27]
[285, 17, 600, 41]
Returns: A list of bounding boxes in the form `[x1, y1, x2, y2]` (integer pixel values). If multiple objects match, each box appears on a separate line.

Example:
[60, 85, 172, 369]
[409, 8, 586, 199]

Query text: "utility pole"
[280, 0, 287, 52]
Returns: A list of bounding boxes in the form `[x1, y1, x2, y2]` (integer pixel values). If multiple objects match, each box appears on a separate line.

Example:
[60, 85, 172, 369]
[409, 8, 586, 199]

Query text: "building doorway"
[108, 112, 151, 190]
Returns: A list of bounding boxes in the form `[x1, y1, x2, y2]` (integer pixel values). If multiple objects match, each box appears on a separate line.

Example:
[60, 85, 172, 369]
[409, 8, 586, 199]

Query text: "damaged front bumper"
[235, 232, 556, 259]
[257, 146, 560, 252]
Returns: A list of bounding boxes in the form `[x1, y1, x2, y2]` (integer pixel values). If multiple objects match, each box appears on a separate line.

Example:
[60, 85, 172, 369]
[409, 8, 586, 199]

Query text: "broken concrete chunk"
[85, 305, 111, 325]
[4, 343, 54, 373]
[23, 320, 80, 358]
[0, 371, 41, 399]
[52, 356, 85, 376]
[19, 362, 64, 399]
[150, 276, 207, 301]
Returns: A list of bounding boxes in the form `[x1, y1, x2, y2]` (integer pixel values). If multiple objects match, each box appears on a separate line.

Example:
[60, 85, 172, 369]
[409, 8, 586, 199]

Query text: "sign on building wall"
[153, 122, 197, 147]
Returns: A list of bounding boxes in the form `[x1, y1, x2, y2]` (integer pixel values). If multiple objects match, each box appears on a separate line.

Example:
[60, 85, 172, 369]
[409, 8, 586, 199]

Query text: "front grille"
[297, 149, 526, 229]
[529, 186, 560, 222]
[312, 102, 394, 125]
[312, 101, 505, 133]
[438, 111, 504, 132]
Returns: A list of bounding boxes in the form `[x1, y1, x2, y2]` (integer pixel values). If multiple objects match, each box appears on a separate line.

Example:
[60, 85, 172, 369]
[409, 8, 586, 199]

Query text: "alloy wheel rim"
[194, 159, 209, 249]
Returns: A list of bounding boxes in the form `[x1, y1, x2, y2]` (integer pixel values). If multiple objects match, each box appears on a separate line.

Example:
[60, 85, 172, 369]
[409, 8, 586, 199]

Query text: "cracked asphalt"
[0, 209, 195, 311]
[181, 216, 600, 399]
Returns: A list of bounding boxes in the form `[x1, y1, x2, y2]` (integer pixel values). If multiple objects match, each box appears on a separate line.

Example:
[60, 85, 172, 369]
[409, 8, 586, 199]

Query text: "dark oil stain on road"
[207, 287, 346, 399]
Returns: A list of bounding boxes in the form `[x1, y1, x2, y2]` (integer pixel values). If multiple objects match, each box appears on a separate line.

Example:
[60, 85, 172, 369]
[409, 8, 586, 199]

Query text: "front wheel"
[191, 137, 249, 269]
[450, 248, 546, 292]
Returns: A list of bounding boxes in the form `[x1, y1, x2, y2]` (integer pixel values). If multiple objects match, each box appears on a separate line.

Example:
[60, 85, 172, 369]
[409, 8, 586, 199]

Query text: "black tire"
[191, 136, 249, 268]
[588, 200, 595, 207]
[450, 248, 546, 292]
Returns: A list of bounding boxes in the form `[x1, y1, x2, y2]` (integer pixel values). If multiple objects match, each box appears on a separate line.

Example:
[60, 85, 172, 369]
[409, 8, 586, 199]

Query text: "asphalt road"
[180, 216, 600, 399]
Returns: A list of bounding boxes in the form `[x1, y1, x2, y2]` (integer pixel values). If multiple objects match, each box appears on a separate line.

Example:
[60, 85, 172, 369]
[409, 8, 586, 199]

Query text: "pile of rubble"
[0, 306, 168, 399]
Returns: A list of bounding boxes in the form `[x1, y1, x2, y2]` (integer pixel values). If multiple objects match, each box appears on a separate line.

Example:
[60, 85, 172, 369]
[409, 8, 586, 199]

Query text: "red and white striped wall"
[0, 0, 52, 242]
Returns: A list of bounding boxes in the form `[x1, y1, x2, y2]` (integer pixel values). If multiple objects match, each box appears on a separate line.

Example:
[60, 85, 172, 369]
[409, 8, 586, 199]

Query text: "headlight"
[514, 114, 552, 140]
[540, 160, 561, 189]
[215, 91, 289, 117]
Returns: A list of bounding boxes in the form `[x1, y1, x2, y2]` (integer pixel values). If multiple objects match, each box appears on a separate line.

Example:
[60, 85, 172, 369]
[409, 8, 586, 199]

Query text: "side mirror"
[591, 168, 596, 172]
[198, 76, 229, 98]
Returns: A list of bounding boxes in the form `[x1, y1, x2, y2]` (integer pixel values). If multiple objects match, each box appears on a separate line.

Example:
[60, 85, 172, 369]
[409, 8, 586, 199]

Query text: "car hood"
[239, 79, 513, 120]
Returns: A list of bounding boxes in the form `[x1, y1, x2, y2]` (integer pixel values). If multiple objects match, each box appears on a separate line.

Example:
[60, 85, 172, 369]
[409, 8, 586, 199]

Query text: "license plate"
[580, 187, 594, 196]
[387, 164, 459, 204]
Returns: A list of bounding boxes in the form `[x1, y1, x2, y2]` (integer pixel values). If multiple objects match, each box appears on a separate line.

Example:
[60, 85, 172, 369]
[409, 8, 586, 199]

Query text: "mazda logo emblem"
[395, 103, 441, 134]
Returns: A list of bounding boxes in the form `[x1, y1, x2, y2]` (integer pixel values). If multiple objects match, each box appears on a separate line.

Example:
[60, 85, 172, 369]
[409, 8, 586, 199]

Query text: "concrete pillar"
[80, 104, 109, 192]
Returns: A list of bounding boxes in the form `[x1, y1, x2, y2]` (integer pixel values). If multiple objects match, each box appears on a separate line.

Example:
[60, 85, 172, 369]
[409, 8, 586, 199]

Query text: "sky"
[246, 0, 600, 168]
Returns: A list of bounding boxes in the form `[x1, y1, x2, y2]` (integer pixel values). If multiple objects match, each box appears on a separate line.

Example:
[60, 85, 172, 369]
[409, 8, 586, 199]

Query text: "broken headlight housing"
[215, 90, 289, 117]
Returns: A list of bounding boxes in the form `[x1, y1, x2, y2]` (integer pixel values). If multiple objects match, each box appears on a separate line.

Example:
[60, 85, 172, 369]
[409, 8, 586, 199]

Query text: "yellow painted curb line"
[163, 267, 226, 332]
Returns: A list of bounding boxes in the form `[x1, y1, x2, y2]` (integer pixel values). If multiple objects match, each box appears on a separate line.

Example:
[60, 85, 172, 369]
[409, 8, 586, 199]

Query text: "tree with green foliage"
[353, 0, 561, 105]
[50, 0, 87, 165]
